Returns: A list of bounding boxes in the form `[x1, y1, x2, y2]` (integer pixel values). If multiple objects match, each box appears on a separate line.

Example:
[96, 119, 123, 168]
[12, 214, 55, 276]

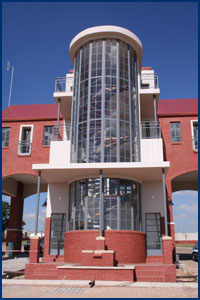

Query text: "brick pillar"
[29, 236, 40, 263]
[6, 182, 24, 255]
[43, 217, 51, 258]
[96, 236, 105, 250]
[162, 236, 173, 264]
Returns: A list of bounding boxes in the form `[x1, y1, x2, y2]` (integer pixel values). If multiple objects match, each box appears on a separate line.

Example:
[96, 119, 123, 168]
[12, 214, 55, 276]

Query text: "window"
[50, 214, 66, 255]
[170, 122, 181, 142]
[2, 128, 10, 147]
[18, 125, 33, 155]
[191, 120, 198, 151]
[43, 126, 53, 146]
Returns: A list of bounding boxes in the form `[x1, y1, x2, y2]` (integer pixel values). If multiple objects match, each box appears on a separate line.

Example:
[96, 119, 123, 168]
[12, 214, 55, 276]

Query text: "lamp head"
[7, 61, 10, 71]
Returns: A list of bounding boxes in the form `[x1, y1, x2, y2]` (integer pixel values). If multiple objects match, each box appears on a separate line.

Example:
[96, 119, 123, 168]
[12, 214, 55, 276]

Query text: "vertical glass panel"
[71, 39, 139, 163]
[69, 178, 141, 232]
[50, 214, 66, 255]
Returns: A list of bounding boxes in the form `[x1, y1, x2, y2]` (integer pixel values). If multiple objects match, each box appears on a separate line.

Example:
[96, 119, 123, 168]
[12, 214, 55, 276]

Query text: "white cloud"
[174, 191, 198, 197]
[174, 213, 187, 220]
[24, 213, 45, 222]
[177, 203, 198, 214]
[189, 220, 198, 225]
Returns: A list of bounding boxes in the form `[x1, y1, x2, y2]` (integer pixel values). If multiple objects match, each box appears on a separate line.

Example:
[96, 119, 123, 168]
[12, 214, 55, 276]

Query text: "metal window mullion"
[134, 53, 141, 161]
[75, 50, 82, 162]
[128, 47, 133, 162]
[131, 184, 134, 231]
[73, 182, 77, 231]
[116, 40, 120, 162]
[84, 181, 88, 230]
[117, 180, 121, 230]
[70, 55, 77, 162]
[86, 42, 92, 163]
[101, 40, 106, 162]
[138, 184, 142, 231]
[99, 170, 103, 235]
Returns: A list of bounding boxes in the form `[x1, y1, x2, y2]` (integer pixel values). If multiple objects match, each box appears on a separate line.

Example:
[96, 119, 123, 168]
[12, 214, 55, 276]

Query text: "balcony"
[141, 121, 161, 139]
[18, 141, 32, 155]
[52, 124, 71, 141]
[140, 73, 159, 89]
[141, 121, 163, 162]
[192, 136, 198, 151]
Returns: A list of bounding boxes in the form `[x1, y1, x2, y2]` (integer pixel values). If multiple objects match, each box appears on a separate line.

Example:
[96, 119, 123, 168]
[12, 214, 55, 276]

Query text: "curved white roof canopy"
[69, 25, 143, 70]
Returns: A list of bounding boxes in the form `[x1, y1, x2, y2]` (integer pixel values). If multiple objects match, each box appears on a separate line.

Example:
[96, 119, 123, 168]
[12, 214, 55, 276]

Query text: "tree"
[2, 201, 10, 232]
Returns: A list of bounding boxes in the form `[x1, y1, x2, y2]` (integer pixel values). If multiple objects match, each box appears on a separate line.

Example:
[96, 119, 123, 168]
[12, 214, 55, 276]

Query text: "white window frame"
[18, 124, 34, 155]
[191, 120, 198, 152]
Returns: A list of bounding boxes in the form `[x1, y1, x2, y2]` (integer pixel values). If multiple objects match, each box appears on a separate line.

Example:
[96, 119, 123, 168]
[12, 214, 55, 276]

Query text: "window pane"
[2, 128, 10, 147]
[43, 126, 53, 146]
[170, 122, 181, 142]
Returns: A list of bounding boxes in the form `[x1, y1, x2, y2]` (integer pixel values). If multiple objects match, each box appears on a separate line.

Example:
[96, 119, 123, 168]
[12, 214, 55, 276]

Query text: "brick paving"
[2, 284, 198, 298]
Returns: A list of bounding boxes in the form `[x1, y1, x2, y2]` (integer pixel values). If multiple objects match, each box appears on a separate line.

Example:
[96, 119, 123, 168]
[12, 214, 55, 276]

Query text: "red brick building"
[2, 26, 198, 282]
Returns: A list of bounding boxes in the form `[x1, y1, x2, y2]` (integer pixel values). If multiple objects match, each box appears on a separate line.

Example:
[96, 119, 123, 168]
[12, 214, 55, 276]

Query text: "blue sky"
[2, 2, 198, 234]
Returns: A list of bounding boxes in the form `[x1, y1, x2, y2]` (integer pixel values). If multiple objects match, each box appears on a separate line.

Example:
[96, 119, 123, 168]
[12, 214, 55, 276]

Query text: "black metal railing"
[18, 141, 32, 155]
[192, 136, 198, 151]
[140, 73, 159, 89]
[141, 121, 161, 139]
[52, 124, 71, 141]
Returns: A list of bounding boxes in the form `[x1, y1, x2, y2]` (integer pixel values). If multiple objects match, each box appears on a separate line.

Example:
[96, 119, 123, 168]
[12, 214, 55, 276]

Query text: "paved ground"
[2, 246, 198, 298]
[2, 281, 198, 298]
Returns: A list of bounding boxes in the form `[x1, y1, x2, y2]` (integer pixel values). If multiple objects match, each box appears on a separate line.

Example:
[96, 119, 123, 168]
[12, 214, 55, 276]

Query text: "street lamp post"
[7, 61, 15, 107]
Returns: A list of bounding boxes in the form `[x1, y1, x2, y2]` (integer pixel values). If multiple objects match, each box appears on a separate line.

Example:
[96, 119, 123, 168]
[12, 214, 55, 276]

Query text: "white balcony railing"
[55, 77, 66, 92]
[140, 73, 159, 89]
[141, 121, 161, 139]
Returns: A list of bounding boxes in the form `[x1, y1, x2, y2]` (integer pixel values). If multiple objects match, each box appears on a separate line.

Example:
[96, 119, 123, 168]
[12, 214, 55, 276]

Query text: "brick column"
[6, 182, 24, 255]
[43, 217, 51, 258]
[162, 236, 173, 264]
[29, 236, 40, 263]
[96, 236, 105, 250]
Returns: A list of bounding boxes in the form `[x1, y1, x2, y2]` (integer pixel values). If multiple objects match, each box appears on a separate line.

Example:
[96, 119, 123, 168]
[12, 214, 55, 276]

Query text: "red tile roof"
[158, 98, 198, 116]
[2, 103, 63, 121]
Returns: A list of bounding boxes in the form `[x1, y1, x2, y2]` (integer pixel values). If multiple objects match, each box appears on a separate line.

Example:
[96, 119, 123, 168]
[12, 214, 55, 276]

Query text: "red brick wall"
[2, 119, 63, 178]
[29, 237, 40, 263]
[159, 116, 198, 179]
[6, 182, 24, 252]
[162, 238, 173, 264]
[25, 263, 134, 281]
[43, 217, 51, 258]
[64, 230, 146, 264]
[159, 115, 198, 241]
[135, 264, 176, 282]
[175, 240, 197, 245]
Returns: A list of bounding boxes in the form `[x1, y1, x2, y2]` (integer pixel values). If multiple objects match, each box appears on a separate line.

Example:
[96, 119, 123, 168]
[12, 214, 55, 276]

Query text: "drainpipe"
[34, 170, 41, 236]
[153, 94, 157, 123]
[162, 168, 168, 236]
[56, 98, 61, 140]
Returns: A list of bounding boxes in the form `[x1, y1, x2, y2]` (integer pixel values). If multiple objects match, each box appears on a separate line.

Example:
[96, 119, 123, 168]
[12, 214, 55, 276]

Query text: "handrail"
[140, 73, 159, 89]
[55, 77, 66, 92]
[141, 121, 161, 139]
[52, 124, 71, 141]
[18, 141, 32, 155]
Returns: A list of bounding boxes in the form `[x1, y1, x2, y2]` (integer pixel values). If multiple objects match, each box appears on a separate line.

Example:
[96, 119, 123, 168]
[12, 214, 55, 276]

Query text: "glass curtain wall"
[68, 178, 140, 231]
[71, 39, 140, 163]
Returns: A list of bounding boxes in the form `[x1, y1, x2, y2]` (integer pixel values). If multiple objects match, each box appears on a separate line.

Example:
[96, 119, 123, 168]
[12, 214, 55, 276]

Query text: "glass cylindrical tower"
[70, 26, 142, 163]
